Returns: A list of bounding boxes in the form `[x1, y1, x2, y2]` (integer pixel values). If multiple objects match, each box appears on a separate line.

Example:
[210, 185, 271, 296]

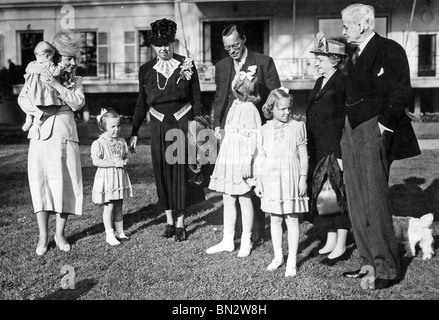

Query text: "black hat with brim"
[147, 18, 177, 47]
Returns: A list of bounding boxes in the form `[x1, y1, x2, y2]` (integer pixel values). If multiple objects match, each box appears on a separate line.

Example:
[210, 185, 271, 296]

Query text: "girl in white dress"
[91, 109, 133, 246]
[206, 70, 262, 257]
[254, 88, 309, 277]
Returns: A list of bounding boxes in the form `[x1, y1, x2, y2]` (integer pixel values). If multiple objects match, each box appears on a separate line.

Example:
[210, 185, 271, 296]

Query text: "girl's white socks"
[105, 228, 120, 246]
[114, 221, 129, 239]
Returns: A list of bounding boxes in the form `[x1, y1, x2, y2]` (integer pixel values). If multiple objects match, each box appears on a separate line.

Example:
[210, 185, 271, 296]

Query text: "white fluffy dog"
[392, 213, 435, 260]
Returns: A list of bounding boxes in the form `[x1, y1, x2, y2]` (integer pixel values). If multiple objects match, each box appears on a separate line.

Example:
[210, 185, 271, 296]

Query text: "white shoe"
[206, 241, 234, 254]
[267, 257, 284, 271]
[54, 235, 71, 252]
[36, 245, 48, 256]
[285, 257, 297, 277]
[237, 235, 252, 257]
[106, 234, 120, 246]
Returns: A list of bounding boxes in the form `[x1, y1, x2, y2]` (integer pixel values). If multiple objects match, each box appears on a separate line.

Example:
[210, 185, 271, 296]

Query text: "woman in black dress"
[306, 32, 350, 265]
[130, 18, 204, 241]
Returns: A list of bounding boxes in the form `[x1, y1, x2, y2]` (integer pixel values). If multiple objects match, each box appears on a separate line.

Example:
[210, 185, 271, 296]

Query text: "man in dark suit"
[340, 4, 420, 290]
[213, 24, 281, 244]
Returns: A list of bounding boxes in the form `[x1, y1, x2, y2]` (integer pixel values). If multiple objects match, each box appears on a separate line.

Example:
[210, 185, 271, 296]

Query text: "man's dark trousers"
[341, 115, 400, 280]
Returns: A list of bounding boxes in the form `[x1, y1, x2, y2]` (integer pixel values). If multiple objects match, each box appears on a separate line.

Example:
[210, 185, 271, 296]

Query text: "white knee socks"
[267, 248, 283, 271]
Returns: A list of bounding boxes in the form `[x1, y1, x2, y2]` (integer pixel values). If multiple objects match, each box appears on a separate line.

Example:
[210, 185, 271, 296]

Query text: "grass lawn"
[1, 122, 439, 301]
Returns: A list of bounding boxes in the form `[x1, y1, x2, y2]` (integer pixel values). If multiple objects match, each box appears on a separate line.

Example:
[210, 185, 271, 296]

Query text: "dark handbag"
[316, 179, 342, 215]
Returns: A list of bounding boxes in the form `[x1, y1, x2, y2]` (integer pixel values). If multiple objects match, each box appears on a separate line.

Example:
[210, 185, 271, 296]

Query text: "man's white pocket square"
[377, 68, 384, 76]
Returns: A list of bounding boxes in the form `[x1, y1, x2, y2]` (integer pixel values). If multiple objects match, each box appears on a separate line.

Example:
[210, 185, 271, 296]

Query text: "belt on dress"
[150, 102, 192, 122]
[225, 127, 255, 136]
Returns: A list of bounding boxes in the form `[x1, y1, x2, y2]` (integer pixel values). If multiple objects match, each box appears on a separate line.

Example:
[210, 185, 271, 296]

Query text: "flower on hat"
[310, 31, 347, 57]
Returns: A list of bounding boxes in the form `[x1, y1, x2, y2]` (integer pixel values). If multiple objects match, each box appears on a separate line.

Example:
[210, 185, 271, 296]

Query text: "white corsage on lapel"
[377, 67, 384, 77]
[176, 57, 194, 84]
[237, 65, 257, 81]
[247, 65, 257, 76]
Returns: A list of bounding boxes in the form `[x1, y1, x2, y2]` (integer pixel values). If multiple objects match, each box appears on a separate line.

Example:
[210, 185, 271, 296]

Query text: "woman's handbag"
[316, 179, 342, 215]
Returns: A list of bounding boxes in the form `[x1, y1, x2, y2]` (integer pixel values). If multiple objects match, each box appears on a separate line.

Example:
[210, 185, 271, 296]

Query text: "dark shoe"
[162, 224, 176, 238]
[310, 248, 330, 258]
[371, 278, 397, 290]
[320, 250, 349, 266]
[174, 227, 186, 242]
[342, 268, 369, 279]
[115, 235, 130, 242]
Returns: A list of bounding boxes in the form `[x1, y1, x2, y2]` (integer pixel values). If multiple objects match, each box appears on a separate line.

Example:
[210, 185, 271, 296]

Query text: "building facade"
[0, 0, 438, 119]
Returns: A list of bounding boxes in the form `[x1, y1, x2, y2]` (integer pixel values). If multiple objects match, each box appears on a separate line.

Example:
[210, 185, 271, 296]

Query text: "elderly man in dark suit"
[340, 4, 420, 290]
[213, 24, 281, 244]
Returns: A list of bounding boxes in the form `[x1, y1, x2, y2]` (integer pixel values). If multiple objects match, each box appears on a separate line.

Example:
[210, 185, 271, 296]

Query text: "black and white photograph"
[0, 0, 438, 307]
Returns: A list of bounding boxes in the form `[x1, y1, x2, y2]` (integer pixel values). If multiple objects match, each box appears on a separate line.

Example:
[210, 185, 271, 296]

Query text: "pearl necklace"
[156, 72, 169, 91]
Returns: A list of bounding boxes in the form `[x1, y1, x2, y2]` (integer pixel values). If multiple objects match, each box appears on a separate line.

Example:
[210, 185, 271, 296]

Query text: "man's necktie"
[234, 59, 241, 74]
[352, 46, 360, 65]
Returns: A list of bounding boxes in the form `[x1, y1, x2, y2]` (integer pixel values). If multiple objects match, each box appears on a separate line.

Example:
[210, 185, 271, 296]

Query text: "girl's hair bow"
[96, 108, 108, 123]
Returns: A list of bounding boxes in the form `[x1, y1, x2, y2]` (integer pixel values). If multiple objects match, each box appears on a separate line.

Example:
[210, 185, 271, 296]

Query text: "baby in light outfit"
[21, 41, 64, 136]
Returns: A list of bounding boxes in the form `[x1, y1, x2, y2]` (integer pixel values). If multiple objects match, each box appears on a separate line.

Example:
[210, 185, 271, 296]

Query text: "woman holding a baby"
[18, 29, 85, 256]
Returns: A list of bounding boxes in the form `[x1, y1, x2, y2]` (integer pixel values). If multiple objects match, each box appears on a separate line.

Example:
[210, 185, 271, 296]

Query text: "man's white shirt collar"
[235, 47, 248, 69]
[357, 32, 376, 56]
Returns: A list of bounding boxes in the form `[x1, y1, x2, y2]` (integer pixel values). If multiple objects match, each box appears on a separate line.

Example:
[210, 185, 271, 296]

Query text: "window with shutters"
[97, 32, 109, 78]
[138, 30, 155, 65]
[418, 34, 436, 77]
[78, 31, 97, 77]
[124, 31, 136, 75]
[17, 31, 43, 73]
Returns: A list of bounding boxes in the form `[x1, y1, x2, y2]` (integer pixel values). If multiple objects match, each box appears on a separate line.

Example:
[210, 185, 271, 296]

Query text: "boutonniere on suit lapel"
[236, 65, 257, 81]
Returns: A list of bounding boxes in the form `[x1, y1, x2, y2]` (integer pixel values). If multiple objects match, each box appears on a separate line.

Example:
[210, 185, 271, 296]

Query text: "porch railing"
[77, 56, 438, 83]
[77, 59, 319, 82]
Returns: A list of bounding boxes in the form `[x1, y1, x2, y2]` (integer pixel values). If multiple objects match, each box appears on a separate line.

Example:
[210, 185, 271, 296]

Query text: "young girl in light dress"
[91, 109, 133, 246]
[21, 41, 64, 137]
[254, 88, 309, 277]
[206, 70, 262, 257]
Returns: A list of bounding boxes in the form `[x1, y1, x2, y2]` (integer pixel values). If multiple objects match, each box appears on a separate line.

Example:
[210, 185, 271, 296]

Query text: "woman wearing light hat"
[130, 18, 205, 242]
[18, 29, 85, 256]
[306, 32, 351, 265]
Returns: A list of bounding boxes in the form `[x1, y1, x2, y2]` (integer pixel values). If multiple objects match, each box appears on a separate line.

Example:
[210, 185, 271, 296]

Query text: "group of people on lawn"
[19, 3, 420, 290]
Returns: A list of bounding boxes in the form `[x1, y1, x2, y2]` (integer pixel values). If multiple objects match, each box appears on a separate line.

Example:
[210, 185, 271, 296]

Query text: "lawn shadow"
[434, 234, 439, 251]
[122, 204, 164, 237]
[390, 177, 439, 220]
[123, 189, 224, 239]
[398, 247, 414, 282]
[424, 179, 439, 218]
[36, 278, 98, 300]
[296, 222, 356, 269]
[66, 204, 161, 244]
[185, 191, 224, 238]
